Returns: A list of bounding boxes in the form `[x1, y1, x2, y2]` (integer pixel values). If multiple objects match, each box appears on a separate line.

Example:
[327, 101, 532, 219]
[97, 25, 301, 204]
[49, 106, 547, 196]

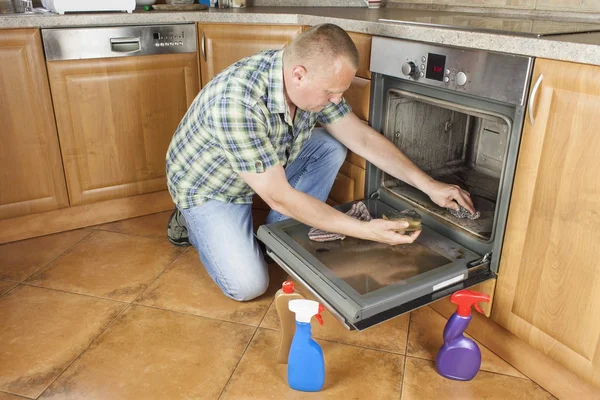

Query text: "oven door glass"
[257, 199, 493, 331]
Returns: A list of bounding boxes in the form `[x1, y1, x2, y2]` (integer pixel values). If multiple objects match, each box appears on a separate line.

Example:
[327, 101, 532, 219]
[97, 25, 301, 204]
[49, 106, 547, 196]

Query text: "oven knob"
[401, 62, 417, 77]
[456, 71, 468, 86]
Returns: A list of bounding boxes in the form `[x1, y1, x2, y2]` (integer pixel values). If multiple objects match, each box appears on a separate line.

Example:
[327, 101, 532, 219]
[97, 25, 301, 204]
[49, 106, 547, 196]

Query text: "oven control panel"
[370, 36, 533, 106]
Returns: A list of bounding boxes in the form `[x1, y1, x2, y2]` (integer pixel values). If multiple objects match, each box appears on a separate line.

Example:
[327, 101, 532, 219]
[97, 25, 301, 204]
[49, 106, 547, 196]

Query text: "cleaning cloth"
[308, 202, 372, 242]
[449, 205, 481, 220]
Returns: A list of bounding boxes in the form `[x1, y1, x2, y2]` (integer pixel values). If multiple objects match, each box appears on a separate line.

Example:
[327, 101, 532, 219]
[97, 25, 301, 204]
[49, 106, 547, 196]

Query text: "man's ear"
[291, 65, 307, 86]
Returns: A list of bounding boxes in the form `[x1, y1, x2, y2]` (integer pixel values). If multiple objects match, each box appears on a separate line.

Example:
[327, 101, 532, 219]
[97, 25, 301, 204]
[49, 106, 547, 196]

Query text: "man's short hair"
[284, 24, 359, 71]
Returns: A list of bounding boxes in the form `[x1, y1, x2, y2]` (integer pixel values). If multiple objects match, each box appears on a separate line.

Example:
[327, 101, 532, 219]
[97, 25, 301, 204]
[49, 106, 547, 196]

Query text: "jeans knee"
[226, 273, 270, 302]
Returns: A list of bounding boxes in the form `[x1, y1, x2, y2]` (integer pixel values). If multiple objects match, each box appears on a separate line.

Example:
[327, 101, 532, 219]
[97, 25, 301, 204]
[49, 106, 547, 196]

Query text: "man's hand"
[362, 219, 421, 245]
[239, 166, 423, 245]
[425, 180, 475, 214]
[325, 115, 477, 216]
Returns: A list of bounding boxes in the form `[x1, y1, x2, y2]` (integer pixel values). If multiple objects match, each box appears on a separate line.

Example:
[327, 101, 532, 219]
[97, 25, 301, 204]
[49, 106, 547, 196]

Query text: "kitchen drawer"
[257, 199, 493, 331]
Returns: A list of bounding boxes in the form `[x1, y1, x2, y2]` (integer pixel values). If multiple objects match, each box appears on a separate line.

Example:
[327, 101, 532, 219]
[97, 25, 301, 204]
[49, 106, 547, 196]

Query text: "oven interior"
[381, 89, 511, 242]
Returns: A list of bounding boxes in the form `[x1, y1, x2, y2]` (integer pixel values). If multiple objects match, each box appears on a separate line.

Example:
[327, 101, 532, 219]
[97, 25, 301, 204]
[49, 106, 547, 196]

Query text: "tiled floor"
[0, 211, 556, 400]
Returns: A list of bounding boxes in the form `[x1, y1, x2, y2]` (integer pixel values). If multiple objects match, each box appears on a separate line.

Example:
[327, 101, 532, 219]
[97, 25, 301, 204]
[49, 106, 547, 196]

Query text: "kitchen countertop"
[1, 7, 600, 66]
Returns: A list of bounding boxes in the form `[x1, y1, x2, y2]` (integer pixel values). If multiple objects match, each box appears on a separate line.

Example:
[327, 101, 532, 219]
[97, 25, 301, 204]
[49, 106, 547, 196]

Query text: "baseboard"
[0, 191, 175, 244]
[430, 298, 600, 399]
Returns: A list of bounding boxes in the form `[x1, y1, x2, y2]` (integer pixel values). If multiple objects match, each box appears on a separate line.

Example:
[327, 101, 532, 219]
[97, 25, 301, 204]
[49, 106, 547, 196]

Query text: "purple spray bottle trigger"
[435, 290, 490, 381]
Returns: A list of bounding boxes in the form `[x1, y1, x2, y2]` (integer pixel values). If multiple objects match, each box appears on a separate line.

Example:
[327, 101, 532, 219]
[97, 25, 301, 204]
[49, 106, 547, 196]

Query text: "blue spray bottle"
[436, 289, 490, 381]
[287, 299, 325, 392]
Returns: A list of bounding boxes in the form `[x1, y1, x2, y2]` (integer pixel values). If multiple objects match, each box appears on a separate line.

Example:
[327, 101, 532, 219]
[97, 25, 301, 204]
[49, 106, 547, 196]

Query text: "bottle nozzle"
[289, 299, 325, 325]
[450, 289, 490, 317]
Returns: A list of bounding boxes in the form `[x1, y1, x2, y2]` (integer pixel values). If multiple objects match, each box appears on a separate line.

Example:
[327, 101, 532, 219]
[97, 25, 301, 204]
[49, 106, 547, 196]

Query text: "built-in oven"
[258, 37, 533, 331]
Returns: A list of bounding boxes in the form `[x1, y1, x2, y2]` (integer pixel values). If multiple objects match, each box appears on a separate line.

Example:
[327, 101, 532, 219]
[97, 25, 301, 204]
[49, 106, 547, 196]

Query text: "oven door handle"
[528, 74, 543, 126]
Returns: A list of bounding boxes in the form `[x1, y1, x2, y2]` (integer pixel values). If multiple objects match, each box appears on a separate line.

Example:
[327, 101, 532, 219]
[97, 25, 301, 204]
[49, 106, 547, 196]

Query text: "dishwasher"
[42, 25, 199, 206]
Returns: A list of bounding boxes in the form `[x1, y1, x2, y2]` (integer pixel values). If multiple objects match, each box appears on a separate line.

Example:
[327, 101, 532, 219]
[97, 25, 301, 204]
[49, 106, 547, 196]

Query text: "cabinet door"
[492, 59, 600, 387]
[0, 29, 68, 220]
[346, 31, 371, 80]
[47, 53, 199, 206]
[345, 76, 371, 122]
[198, 24, 302, 87]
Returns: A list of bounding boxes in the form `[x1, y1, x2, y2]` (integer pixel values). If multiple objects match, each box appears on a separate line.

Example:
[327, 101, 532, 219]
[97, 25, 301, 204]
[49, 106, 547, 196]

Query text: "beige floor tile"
[39, 305, 256, 400]
[221, 328, 404, 400]
[261, 279, 410, 354]
[0, 285, 126, 399]
[406, 307, 526, 378]
[401, 357, 555, 400]
[136, 249, 287, 325]
[0, 229, 93, 282]
[97, 211, 173, 239]
[0, 392, 30, 400]
[0, 281, 17, 296]
[25, 231, 183, 302]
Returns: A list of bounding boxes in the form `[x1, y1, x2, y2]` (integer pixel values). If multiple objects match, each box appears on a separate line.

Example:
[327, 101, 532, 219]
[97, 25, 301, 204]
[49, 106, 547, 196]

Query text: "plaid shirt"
[166, 49, 351, 209]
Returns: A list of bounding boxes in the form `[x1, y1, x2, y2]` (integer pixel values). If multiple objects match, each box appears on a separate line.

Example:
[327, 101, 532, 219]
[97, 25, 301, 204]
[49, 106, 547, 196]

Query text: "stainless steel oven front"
[258, 37, 533, 331]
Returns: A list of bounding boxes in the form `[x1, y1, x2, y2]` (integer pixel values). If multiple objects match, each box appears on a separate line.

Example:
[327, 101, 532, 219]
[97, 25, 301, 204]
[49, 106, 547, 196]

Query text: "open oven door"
[257, 199, 494, 331]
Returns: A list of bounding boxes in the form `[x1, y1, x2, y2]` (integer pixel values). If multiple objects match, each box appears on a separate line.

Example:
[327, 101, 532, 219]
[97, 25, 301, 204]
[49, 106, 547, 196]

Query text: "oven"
[257, 36, 533, 331]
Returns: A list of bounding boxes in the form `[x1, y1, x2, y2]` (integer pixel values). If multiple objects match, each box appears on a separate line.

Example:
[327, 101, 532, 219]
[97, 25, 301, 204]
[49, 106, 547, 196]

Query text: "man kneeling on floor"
[165, 23, 475, 301]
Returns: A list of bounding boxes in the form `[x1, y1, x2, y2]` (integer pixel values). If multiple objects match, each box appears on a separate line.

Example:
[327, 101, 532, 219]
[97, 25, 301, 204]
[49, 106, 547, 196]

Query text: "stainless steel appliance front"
[258, 37, 533, 331]
[42, 24, 197, 61]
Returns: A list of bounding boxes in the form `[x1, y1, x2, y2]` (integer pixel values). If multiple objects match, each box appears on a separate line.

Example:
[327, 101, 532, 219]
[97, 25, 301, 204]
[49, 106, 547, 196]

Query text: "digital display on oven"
[426, 53, 447, 81]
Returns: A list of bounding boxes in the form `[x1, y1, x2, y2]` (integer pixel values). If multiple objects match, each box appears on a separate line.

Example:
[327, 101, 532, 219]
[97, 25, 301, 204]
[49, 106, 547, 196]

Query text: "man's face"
[287, 57, 356, 113]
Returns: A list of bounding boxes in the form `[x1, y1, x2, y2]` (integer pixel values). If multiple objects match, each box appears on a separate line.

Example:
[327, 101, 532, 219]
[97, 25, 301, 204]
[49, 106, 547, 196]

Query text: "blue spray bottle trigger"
[287, 299, 325, 392]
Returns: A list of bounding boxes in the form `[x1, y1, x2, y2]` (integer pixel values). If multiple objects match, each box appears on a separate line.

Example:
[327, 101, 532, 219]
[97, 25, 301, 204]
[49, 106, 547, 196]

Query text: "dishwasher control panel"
[42, 24, 197, 61]
[152, 27, 192, 48]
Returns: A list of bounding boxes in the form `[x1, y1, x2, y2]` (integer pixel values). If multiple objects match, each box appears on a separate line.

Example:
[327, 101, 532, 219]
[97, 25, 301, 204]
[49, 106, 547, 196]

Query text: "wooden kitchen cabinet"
[346, 31, 372, 80]
[327, 31, 372, 204]
[344, 77, 371, 122]
[47, 53, 199, 206]
[0, 29, 69, 220]
[492, 59, 600, 388]
[197, 24, 302, 87]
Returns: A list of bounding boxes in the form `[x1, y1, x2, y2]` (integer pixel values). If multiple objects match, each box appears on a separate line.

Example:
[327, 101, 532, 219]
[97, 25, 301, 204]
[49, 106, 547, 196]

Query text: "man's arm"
[239, 166, 420, 245]
[325, 112, 475, 213]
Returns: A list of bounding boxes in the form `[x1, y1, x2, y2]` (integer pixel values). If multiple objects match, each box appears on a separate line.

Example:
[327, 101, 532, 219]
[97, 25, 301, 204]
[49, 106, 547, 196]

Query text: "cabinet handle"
[528, 74, 543, 126]
[201, 33, 206, 62]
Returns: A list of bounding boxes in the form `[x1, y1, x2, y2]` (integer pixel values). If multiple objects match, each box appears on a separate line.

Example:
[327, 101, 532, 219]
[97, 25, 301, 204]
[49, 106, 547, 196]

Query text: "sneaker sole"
[167, 236, 192, 247]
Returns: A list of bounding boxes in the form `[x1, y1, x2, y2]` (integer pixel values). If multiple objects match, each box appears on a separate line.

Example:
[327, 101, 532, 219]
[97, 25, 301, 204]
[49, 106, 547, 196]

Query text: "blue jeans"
[180, 129, 347, 301]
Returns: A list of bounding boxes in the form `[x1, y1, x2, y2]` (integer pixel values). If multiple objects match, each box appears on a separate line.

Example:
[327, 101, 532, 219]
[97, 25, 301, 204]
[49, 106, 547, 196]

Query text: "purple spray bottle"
[435, 289, 490, 381]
